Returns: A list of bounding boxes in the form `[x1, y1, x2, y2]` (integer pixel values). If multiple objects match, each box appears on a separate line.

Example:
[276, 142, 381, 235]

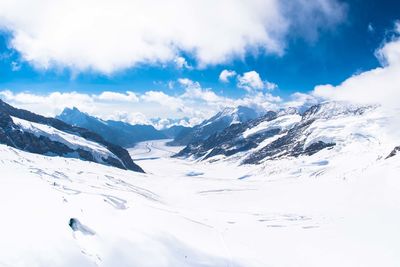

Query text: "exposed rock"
[169, 106, 259, 146]
[0, 99, 144, 172]
[386, 146, 400, 159]
[57, 107, 167, 147]
[175, 102, 372, 164]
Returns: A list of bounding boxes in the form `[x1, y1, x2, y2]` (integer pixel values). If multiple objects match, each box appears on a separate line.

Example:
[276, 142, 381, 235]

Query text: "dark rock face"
[174, 103, 371, 164]
[174, 111, 279, 159]
[242, 122, 335, 164]
[69, 218, 95, 235]
[169, 106, 259, 146]
[241, 103, 370, 164]
[57, 107, 166, 148]
[386, 146, 400, 159]
[0, 99, 144, 172]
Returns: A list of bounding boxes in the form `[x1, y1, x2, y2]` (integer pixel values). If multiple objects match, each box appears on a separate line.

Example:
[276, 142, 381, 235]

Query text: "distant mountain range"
[0, 100, 144, 172]
[174, 102, 379, 164]
[56, 107, 189, 147]
[169, 106, 260, 146]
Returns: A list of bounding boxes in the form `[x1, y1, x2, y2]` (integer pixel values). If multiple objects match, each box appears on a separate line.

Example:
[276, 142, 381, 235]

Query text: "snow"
[303, 106, 390, 150]
[242, 114, 301, 138]
[1, 106, 400, 266]
[11, 116, 119, 164]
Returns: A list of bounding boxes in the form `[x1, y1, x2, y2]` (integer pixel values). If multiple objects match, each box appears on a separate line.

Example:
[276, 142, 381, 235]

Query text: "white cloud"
[0, 90, 95, 116]
[0, 0, 345, 73]
[150, 117, 191, 130]
[177, 78, 198, 88]
[312, 22, 400, 108]
[11, 61, 21, 71]
[237, 71, 264, 91]
[237, 71, 277, 92]
[167, 81, 175, 89]
[97, 91, 139, 102]
[219, 70, 237, 83]
[265, 81, 278, 90]
[395, 20, 400, 34]
[235, 92, 282, 113]
[367, 23, 374, 33]
[179, 78, 232, 105]
[109, 111, 150, 126]
[174, 57, 192, 70]
[284, 92, 319, 109]
[0, 77, 287, 128]
[141, 91, 189, 114]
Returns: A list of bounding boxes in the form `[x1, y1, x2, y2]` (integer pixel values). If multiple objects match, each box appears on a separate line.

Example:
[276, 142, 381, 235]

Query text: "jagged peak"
[60, 106, 85, 115]
[302, 101, 377, 120]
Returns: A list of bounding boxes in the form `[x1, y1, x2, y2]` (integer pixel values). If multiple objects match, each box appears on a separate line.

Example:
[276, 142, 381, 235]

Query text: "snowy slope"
[12, 116, 118, 164]
[0, 99, 143, 172]
[1, 99, 400, 266]
[176, 102, 391, 165]
[56, 107, 167, 147]
[242, 113, 301, 138]
[169, 106, 259, 146]
[1, 134, 400, 266]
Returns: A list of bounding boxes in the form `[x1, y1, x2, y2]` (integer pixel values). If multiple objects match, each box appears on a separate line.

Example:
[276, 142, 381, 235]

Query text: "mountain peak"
[302, 101, 375, 120]
[56, 107, 167, 147]
[61, 106, 83, 115]
[58, 107, 90, 126]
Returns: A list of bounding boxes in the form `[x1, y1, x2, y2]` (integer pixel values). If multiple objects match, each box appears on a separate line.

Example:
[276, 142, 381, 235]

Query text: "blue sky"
[0, 0, 399, 126]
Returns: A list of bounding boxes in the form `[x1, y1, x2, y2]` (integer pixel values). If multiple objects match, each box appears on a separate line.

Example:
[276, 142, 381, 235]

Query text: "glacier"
[0, 102, 400, 266]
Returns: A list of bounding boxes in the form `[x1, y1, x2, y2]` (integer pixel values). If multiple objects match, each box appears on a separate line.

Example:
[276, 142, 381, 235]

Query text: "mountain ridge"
[174, 102, 379, 164]
[169, 106, 260, 146]
[0, 99, 144, 172]
[57, 107, 168, 147]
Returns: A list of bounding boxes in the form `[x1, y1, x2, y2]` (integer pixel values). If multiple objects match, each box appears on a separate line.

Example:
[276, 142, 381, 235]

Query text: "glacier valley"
[0, 102, 400, 267]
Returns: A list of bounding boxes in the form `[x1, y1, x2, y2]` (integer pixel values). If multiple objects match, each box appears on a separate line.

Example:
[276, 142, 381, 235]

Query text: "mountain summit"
[0, 100, 144, 172]
[169, 106, 260, 146]
[57, 107, 166, 148]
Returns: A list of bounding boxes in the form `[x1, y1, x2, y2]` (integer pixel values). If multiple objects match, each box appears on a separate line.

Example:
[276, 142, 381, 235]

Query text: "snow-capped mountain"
[1, 132, 400, 267]
[57, 107, 167, 147]
[175, 102, 388, 164]
[169, 106, 260, 146]
[1, 98, 400, 266]
[0, 100, 143, 172]
[161, 125, 191, 138]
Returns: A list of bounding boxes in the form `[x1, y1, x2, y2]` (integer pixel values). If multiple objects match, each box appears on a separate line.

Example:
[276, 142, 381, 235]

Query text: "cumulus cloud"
[237, 71, 277, 92]
[0, 77, 286, 128]
[0, 0, 345, 73]
[108, 111, 150, 126]
[97, 91, 139, 102]
[367, 23, 374, 33]
[219, 70, 237, 83]
[179, 78, 226, 103]
[141, 91, 189, 114]
[174, 57, 192, 70]
[150, 117, 192, 130]
[312, 21, 400, 108]
[11, 61, 21, 71]
[237, 71, 264, 91]
[283, 92, 319, 111]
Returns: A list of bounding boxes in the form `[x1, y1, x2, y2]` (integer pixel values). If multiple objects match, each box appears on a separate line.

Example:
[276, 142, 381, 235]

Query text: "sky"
[0, 0, 399, 128]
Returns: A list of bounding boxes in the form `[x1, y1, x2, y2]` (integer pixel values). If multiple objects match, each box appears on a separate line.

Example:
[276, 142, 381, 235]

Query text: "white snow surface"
[242, 114, 301, 138]
[11, 116, 120, 163]
[303, 105, 390, 150]
[1, 106, 400, 267]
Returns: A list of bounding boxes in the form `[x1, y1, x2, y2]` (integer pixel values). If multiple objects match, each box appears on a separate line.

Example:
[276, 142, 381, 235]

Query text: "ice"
[1, 106, 400, 266]
[11, 116, 120, 164]
[242, 113, 301, 138]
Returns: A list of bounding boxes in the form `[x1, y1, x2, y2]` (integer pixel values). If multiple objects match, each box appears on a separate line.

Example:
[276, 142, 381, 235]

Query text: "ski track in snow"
[0, 132, 400, 267]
